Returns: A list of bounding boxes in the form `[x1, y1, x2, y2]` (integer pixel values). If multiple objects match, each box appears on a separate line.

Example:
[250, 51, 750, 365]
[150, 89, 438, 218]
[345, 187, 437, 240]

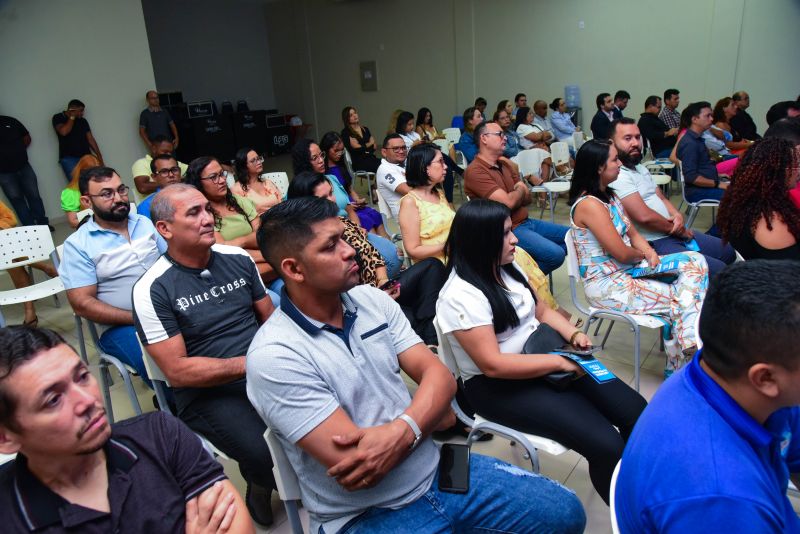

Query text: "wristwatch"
[397, 413, 422, 450]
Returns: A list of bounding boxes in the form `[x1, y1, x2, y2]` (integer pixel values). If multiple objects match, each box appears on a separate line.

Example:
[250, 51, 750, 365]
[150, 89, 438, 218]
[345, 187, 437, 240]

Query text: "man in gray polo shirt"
[246, 197, 585, 534]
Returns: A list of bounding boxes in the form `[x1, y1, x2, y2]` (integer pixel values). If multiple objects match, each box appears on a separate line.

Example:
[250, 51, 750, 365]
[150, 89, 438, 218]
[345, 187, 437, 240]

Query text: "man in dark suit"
[591, 92, 615, 139]
[613, 90, 631, 119]
[730, 91, 760, 140]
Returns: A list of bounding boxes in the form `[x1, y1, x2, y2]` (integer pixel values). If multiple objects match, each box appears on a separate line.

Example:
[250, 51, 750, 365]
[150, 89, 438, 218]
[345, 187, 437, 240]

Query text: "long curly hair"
[185, 156, 248, 230]
[717, 137, 800, 244]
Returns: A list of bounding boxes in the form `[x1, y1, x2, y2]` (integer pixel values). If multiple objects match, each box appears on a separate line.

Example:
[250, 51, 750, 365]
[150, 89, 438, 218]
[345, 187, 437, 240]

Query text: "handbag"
[522, 323, 576, 390]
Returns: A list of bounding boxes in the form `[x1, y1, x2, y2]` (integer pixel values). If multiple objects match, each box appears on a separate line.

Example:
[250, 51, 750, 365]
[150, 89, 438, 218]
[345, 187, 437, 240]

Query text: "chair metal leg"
[74, 315, 89, 365]
[633, 324, 641, 392]
[100, 354, 143, 417]
[601, 322, 614, 348]
[593, 318, 605, 337]
[284, 501, 304, 534]
[686, 205, 700, 228]
[99, 364, 115, 423]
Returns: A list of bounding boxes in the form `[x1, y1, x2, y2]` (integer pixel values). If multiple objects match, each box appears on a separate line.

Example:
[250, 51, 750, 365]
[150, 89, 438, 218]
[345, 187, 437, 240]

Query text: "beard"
[618, 147, 643, 168]
[93, 201, 129, 222]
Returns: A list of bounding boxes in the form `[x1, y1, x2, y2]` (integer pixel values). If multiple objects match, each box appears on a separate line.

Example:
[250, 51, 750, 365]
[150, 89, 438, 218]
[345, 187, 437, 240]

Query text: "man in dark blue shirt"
[676, 101, 729, 203]
[615, 261, 800, 533]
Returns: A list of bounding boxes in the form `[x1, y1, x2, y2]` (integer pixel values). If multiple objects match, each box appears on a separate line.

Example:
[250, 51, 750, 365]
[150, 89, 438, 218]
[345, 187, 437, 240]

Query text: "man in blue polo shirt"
[246, 197, 585, 534]
[676, 101, 730, 203]
[615, 260, 800, 533]
[136, 154, 183, 220]
[59, 167, 165, 385]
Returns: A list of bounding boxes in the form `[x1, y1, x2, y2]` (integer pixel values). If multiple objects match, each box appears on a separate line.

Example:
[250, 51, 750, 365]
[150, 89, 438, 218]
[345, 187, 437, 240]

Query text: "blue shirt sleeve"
[455, 133, 478, 163]
[551, 113, 575, 138]
[646, 495, 786, 534]
[58, 236, 97, 290]
[677, 137, 700, 184]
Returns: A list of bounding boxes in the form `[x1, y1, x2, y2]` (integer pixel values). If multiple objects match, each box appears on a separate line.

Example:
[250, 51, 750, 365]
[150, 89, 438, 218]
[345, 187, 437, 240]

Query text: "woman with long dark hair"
[454, 106, 484, 163]
[436, 199, 646, 504]
[415, 107, 443, 141]
[515, 106, 551, 149]
[230, 147, 282, 215]
[340, 105, 380, 173]
[184, 156, 275, 282]
[395, 111, 422, 150]
[568, 140, 709, 374]
[717, 137, 800, 260]
[287, 171, 446, 346]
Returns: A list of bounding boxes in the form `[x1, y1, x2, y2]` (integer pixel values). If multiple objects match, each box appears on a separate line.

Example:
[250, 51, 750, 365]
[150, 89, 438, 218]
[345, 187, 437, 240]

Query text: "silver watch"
[397, 413, 422, 450]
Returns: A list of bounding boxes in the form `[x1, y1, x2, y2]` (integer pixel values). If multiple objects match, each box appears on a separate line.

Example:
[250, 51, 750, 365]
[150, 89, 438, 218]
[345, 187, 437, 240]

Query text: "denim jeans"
[58, 156, 81, 181]
[0, 163, 49, 226]
[336, 453, 586, 533]
[684, 185, 725, 203]
[97, 325, 152, 388]
[367, 233, 402, 279]
[513, 218, 569, 274]
[651, 232, 735, 277]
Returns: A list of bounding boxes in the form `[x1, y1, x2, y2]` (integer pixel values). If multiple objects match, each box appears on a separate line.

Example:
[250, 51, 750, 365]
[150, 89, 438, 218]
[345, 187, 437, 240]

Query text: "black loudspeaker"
[191, 115, 236, 162]
[232, 110, 267, 154]
[266, 124, 290, 156]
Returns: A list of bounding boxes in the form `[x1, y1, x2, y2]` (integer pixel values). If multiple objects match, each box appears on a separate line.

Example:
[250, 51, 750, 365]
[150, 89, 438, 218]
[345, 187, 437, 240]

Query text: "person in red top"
[463, 120, 568, 274]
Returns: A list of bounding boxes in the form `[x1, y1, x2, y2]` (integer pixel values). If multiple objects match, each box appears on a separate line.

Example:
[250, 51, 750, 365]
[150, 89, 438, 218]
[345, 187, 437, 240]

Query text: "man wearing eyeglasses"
[131, 135, 187, 202]
[136, 154, 183, 220]
[58, 167, 166, 386]
[376, 133, 411, 220]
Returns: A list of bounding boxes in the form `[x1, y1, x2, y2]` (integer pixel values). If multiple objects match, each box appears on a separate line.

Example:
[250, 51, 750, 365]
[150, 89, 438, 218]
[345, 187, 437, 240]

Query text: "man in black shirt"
[133, 183, 276, 526]
[0, 115, 49, 227]
[0, 326, 254, 533]
[51, 99, 103, 181]
[638, 95, 679, 158]
[139, 90, 179, 149]
[730, 91, 761, 140]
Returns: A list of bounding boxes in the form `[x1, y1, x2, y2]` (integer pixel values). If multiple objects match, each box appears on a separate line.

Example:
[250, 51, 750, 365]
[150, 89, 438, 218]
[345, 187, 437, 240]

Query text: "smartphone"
[379, 278, 399, 291]
[558, 345, 602, 358]
[438, 443, 470, 494]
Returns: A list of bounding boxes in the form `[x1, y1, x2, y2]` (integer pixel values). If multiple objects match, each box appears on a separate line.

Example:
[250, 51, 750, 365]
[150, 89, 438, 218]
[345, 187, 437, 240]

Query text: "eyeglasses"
[310, 152, 325, 163]
[429, 158, 446, 166]
[155, 166, 181, 177]
[482, 131, 506, 139]
[200, 171, 228, 184]
[386, 145, 407, 152]
[248, 155, 264, 165]
[87, 185, 129, 201]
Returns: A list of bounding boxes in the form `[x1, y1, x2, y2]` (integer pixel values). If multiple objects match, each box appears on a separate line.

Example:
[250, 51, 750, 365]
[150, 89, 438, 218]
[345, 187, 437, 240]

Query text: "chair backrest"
[343, 148, 358, 177]
[454, 150, 468, 169]
[432, 138, 450, 152]
[264, 428, 302, 501]
[609, 460, 622, 534]
[564, 230, 591, 318]
[139, 338, 170, 385]
[676, 161, 692, 205]
[77, 208, 93, 225]
[375, 187, 393, 222]
[516, 148, 548, 177]
[550, 142, 571, 167]
[443, 128, 461, 145]
[262, 171, 290, 199]
[572, 131, 584, 151]
[0, 225, 57, 270]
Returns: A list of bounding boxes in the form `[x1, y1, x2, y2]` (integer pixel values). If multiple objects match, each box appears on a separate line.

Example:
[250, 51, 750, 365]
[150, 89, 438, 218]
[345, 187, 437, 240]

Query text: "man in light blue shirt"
[59, 166, 166, 384]
[616, 260, 800, 533]
[532, 100, 556, 146]
[136, 154, 182, 220]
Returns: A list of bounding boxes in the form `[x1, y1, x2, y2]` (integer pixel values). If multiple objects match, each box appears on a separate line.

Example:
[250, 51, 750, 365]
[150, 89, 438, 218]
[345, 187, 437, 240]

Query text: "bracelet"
[569, 330, 582, 345]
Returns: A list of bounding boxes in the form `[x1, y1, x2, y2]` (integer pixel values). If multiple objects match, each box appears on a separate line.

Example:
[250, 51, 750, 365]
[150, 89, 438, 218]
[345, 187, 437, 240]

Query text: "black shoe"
[245, 483, 274, 527]
[48, 225, 55, 232]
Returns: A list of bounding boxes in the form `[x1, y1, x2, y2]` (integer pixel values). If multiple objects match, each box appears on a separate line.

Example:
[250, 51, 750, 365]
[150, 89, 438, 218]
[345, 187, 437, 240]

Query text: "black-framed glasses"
[387, 145, 408, 152]
[200, 171, 228, 184]
[482, 131, 506, 139]
[87, 185, 129, 201]
[155, 166, 181, 177]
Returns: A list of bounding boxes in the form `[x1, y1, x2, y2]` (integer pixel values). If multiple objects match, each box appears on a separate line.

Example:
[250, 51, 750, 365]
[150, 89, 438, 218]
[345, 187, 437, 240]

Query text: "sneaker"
[245, 483, 274, 527]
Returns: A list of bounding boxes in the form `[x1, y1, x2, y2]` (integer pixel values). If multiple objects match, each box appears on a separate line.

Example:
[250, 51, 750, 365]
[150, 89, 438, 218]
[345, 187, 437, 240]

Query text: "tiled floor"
[2, 158, 790, 533]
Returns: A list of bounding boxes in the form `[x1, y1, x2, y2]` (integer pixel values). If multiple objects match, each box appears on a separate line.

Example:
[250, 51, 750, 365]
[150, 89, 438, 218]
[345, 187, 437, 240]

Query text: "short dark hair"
[663, 88, 680, 101]
[462, 106, 478, 132]
[699, 260, 800, 379]
[732, 91, 747, 102]
[382, 133, 403, 148]
[78, 166, 117, 195]
[473, 120, 491, 145]
[682, 101, 712, 125]
[609, 117, 636, 139]
[766, 100, 800, 126]
[67, 99, 85, 109]
[475, 97, 487, 106]
[549, 97, 564, 111]
[614, 90, 631, 101]
[764, 117, 800, 145]
[286, 171, 329, 199]
[644, 95, 661, 109]
[568, 139, 614, 205]
[256, 197, 339, 274]
[0, 327, 67, 430]
[150, 153, 178, 174]
[405, 143, 442, 189]
[150, 134, 171, 146]
[514, 107, 531, 129]
[596, 92, 611, 109]
[514, 93, 526, 104]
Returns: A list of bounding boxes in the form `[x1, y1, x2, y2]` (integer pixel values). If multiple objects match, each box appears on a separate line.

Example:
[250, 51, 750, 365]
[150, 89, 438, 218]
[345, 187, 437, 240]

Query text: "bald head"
[533, 100, 548, 118]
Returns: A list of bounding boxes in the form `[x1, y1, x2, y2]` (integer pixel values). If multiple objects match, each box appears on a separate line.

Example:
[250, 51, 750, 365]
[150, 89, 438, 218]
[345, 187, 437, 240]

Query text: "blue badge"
[553, 352, 616, 383]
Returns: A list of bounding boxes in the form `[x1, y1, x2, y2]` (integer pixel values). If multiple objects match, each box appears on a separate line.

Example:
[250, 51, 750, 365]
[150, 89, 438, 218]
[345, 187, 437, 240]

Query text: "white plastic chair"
[433, 317, 568, 473]
[565, 231, 665, 391]
[343, 149, 376, 205]
[610, 460, 622, 534]
[516, 149, 557, 222]
[264, 428, 305, 534]
[677, 162, 719, 228]
[432, 138, 450, 152]
[0, 225, 65, 314]
[261, 171, 290, 200]
[572, 131, 585, 151]
[549, 142, 572, 181]
[375, 188, 400, 239]
[442, 127, 461, 145]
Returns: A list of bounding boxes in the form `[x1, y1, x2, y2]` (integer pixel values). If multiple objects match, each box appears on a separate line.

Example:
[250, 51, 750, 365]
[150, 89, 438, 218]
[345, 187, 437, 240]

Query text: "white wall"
[268, 0, 800, 137]
[142, 0, 277, 112]
[0, 0, 156, 223]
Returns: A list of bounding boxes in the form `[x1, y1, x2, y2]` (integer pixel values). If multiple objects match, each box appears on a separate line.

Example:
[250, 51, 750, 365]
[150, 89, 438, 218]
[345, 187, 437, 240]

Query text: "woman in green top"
[185, 156, 276, 283]
[61, 154, 100, 228]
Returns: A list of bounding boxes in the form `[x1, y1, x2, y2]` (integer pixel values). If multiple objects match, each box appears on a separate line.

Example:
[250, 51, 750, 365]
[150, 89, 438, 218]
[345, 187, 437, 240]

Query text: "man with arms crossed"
[246, 197, 585, 534]
[0, 326, 253, 533]
[616, 260, 800, 532]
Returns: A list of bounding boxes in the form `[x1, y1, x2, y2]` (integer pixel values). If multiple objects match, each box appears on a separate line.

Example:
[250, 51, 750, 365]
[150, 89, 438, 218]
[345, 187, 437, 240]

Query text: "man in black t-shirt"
[51, 99, 103, 180]
[139, 90, 179, 149]
[0, 115, 49, 227]
[133, 183, 276, 527]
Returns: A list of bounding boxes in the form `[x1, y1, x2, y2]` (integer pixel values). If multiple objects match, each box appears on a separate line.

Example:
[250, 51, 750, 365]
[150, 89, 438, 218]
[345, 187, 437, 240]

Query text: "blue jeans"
[513, 218, 568, 274]
[367, 233, 402, 279]
[97, 325, 152, 389]
[685, 185, 725, 203]
[337, 453, 585, 533]
[0, 163, 49, 226]
[58, 156, 81, 181]
[650, 232, 735, 277]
